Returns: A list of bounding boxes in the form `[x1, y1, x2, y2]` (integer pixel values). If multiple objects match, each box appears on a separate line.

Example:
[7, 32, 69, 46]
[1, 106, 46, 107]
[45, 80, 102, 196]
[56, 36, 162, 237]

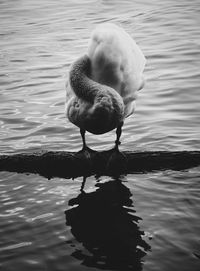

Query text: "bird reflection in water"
[65, 177, 151, 270]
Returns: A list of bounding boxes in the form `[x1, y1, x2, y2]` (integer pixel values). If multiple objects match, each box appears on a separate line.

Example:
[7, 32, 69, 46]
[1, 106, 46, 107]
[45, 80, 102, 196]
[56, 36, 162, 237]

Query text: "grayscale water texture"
[0, 0, 200, 270]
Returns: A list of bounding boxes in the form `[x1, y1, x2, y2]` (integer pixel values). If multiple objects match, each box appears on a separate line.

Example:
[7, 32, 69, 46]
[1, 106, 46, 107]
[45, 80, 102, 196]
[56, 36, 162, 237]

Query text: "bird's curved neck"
[69, 55, 99, 102]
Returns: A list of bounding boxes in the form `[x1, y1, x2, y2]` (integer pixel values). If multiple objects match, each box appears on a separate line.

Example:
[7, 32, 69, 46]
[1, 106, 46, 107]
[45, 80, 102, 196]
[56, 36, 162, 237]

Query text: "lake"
[0, 0, 200, 270]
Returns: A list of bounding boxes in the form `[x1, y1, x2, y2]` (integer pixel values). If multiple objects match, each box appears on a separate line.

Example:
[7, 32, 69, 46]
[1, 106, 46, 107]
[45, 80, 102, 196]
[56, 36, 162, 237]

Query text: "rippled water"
[0, 0, 200, 270]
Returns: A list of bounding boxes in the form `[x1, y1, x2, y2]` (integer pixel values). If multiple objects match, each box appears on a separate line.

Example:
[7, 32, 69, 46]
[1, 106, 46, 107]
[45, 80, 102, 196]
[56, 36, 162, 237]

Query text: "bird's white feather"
[88, 23, 146, 116]
[66, 23, 146, 134]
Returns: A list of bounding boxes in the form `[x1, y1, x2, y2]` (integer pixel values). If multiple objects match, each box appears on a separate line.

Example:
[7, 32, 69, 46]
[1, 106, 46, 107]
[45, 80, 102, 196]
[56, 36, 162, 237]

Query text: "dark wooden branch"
[0, 150, 200, 179]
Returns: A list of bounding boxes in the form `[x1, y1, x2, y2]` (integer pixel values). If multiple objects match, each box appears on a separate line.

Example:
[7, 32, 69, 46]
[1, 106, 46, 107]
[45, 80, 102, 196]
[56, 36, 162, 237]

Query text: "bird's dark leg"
[80, 176, 87, 192]
[80, 128, 87, 150]
[114, 122, 123, 151]
[78, 128, 96, 163]
[106, 121, 127, 173]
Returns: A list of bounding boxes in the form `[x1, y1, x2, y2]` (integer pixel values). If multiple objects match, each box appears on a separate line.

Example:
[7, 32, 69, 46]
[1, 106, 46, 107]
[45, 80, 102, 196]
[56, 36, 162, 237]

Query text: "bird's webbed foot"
[106, 123, 127, 174]
[78, 145, 96, 160]
[78, 128, 95, 158]
[106, 146, 127, 174]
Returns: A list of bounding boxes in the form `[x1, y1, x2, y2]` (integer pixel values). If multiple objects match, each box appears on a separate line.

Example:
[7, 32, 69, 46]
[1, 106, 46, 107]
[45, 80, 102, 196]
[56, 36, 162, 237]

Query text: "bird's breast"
[66, 87, 124, 135]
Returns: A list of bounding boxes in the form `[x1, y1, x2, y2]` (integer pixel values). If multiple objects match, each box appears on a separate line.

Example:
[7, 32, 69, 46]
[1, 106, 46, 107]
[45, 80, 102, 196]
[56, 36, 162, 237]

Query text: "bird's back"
[87, 23, 146, 117]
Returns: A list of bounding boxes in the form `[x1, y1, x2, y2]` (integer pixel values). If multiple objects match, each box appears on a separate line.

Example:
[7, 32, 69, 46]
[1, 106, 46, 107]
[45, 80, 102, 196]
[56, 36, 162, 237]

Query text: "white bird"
[66, 23, 146, 153]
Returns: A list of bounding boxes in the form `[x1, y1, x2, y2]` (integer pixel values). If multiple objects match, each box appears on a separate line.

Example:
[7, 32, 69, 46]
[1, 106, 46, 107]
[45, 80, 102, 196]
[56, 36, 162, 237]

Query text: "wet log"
[0, 150, 200, 179]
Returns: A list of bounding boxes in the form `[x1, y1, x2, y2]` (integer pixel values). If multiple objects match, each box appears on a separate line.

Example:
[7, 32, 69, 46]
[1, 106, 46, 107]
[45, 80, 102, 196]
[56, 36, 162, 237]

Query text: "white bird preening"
[66, 23, 146, 153]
